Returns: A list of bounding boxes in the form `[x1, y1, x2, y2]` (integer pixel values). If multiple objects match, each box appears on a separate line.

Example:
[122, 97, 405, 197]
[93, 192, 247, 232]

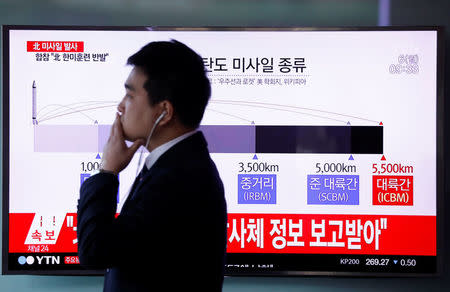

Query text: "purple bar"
[200, 125, 255, 153]
[34, 125, 97, 152]
[98, 125, 111, 153]
[33, 125, 380, 154]
[33, 124, 256, 153]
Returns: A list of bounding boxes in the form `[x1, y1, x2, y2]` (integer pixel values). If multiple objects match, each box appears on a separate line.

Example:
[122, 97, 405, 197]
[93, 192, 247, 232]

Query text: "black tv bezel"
[1, 25, 445, 277]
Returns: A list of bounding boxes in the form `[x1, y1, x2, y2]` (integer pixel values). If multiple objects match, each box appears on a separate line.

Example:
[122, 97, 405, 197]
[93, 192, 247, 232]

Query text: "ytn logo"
[18, 255, 60, 265]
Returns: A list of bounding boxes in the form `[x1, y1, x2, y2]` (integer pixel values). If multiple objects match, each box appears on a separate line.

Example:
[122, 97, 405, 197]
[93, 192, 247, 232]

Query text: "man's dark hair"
[127, 39, 211, 129]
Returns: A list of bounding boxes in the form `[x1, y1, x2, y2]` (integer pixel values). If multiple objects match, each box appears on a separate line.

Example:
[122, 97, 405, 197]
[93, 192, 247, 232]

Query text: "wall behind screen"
[0, 0, 448, 291]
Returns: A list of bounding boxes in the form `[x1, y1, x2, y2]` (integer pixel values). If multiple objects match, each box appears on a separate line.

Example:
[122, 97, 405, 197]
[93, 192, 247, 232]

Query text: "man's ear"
[157, 100, 174, 126]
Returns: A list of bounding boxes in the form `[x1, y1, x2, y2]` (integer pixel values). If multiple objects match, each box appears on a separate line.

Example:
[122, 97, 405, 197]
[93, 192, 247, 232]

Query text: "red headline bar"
[27, 41, 84, 52]
[9, 213, 436, 256]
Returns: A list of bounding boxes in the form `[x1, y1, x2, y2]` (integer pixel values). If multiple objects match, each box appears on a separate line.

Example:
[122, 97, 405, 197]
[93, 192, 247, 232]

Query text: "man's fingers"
[128, 139, 145, 156]
[110, 113, 119, 137]
[127, 139, 144, 159]
[115, 113, 125, 139]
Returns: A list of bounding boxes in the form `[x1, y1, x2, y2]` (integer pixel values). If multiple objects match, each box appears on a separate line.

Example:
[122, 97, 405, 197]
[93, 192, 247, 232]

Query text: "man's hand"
[101, 113, 144, 175]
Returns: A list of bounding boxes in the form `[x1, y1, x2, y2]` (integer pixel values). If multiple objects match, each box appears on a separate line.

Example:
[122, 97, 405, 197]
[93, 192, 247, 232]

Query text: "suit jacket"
[77, 131, 227, 292]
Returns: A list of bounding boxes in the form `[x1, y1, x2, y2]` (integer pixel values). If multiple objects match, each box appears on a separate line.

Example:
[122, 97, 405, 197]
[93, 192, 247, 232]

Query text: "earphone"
[135, 110, 167, 177]
[118, 110, 168, 207]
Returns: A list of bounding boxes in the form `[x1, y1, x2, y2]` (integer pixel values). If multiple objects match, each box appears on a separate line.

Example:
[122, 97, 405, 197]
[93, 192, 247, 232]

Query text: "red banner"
[26, 41, 84, 52]
[9, 213, 436, 256]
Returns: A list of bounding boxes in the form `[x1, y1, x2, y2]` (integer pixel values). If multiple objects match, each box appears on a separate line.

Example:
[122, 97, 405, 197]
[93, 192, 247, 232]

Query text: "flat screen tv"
[2, 26, 444, 276]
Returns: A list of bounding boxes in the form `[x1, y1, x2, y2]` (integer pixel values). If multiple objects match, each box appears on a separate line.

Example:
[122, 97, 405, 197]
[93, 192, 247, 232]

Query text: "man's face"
[117, 67, 155, 141]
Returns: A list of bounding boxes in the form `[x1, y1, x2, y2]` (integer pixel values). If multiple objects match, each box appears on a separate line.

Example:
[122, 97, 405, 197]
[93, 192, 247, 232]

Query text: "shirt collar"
[144, 130, 197, 170]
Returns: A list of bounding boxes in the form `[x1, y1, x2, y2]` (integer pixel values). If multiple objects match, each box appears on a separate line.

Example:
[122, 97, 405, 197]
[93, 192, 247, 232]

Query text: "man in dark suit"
[77, 40, 227, 292]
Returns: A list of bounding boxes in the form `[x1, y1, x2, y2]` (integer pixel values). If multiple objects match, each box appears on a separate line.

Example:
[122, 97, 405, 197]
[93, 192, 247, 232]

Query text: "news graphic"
[3, 28, 440, 275]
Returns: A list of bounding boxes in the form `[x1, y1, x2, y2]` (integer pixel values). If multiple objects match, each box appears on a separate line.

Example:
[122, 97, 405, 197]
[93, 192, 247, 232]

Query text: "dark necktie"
[129, 165, 149, 199]
[138, 165, 149, 181]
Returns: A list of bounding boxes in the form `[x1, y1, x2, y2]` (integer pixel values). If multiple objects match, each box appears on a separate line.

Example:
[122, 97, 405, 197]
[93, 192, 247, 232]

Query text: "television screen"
[2, 26, 443, 276]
